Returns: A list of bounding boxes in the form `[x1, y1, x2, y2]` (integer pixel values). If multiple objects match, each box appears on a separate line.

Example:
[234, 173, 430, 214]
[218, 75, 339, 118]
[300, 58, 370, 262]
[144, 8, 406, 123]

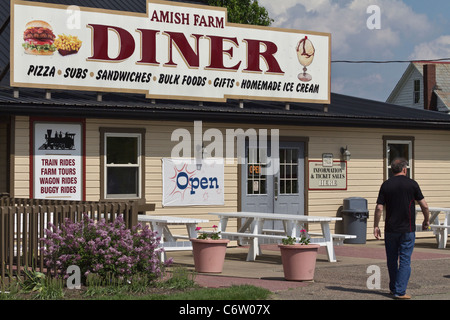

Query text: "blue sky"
[258, 0, 450, 102]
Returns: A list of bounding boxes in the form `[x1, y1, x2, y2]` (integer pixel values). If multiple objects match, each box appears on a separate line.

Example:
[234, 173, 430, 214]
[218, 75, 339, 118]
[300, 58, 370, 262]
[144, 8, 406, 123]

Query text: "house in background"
[387, 61, 450, 113]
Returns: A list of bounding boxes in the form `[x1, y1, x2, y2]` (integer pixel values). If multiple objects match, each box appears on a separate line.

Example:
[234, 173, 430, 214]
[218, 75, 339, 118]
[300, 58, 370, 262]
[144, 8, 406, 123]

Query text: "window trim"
[100, 127, 145, 203]
[246, 145, 268, 196]
[383, 136, 414, 180]
[279, 147, 300, 195]
[413, 78, 421, 104]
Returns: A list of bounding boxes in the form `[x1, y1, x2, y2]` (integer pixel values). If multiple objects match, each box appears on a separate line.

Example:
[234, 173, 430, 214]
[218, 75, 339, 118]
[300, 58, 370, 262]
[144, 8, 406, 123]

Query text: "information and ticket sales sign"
[11, 0, 331, 103]
[308, 160, 347, 190]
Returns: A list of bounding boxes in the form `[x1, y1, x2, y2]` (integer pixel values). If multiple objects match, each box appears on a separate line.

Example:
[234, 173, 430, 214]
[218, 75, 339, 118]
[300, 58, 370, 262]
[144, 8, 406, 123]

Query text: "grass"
[90, 284, 271, 300]
[159, 285, 271, 300]
[0, 267, 272, 300]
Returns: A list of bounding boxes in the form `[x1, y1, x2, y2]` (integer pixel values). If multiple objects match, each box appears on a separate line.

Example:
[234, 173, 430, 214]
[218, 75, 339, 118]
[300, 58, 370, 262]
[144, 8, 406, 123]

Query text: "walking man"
[373, 158, 430, 299]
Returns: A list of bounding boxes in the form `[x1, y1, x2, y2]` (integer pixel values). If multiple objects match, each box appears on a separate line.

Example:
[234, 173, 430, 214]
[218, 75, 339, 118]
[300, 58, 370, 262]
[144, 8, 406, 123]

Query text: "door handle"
[274, 176, 278, 201]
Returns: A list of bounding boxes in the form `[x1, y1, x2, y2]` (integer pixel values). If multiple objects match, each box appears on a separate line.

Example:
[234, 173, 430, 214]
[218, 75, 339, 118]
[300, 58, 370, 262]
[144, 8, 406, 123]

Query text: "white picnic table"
[137, 215, 209, 261]
[416, 207, 450, 249]
[208, 212, 353, 263]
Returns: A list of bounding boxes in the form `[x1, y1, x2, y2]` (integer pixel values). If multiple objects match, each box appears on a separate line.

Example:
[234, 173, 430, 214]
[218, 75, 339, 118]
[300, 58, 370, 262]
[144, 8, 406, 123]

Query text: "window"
[279, 148, 298, 194]
[413, 79, 421, 104]
[385, 139, 413, 179]
[100, 129, 145, 199]
[247, 146, 267, 195]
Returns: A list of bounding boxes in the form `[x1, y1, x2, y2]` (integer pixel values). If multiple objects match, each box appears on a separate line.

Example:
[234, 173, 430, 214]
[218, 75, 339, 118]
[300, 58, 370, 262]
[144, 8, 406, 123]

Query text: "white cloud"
[332, 73, 383, 95]
[259, 0, 433, 58]
[409, 35, 450, 60]
[257, 0, 443, 101]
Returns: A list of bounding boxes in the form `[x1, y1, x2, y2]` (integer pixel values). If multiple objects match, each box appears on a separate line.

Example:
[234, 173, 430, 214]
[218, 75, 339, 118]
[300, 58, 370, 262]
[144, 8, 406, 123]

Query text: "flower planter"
[190, 238, 230, 273]
[278, 244, 320, 281]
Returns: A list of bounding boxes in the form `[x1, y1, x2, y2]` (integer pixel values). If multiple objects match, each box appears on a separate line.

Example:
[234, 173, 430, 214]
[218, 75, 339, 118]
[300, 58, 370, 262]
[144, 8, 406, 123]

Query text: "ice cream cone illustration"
[296, 36, 315, 82]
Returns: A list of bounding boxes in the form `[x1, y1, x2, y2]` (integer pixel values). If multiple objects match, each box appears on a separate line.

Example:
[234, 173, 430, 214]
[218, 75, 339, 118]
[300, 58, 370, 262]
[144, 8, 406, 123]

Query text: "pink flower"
[212, 225, 218, 229]
[195, 227, 202, 231]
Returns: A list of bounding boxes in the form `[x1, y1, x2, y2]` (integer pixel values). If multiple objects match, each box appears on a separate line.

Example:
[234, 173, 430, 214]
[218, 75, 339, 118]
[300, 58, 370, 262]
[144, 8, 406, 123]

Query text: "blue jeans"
[384, 232, 415, 296]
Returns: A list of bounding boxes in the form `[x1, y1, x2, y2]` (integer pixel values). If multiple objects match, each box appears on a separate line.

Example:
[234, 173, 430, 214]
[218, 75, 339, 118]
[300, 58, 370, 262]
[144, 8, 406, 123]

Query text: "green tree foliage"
[206, 0, 273, 26]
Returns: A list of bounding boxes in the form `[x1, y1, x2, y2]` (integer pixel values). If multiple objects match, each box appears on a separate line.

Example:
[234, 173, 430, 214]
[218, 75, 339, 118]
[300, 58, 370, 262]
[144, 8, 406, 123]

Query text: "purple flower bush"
[40, 214, 172, 283]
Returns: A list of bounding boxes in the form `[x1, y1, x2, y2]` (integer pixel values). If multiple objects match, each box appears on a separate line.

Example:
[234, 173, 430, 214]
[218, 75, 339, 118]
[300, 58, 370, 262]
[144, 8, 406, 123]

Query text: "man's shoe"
[394, 294, 411, 299]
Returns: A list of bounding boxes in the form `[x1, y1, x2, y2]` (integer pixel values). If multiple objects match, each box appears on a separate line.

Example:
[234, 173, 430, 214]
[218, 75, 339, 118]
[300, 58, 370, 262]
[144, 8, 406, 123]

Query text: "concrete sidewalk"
[167, 237, 450, 300]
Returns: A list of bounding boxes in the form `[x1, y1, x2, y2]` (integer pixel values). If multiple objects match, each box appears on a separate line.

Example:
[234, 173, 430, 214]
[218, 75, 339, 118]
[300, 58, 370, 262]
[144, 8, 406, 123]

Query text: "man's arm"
[417, 198, 430, 230]
[373, 203, 383, 240]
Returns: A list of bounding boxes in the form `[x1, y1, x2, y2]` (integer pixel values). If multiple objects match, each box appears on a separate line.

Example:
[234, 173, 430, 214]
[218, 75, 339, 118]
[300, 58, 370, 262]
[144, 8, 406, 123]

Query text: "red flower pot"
[190, 238, 230, 273]
[278, 244, 320, 281]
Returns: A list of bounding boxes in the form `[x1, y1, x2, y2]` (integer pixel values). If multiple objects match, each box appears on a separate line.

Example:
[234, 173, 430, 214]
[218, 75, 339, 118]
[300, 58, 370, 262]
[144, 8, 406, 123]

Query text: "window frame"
[100, 127, 145, 202]
[279, 147, 299, 195]
[383, 136, 414, 180]
[246, 145, 268, 196]
[413, 79, 421, 104]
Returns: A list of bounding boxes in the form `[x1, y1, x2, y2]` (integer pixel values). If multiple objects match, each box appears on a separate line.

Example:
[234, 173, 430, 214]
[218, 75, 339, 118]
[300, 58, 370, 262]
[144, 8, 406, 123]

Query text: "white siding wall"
[0, 121, 7, 193]
[13, 116, 450, 240]
[13, 117, 30, 198]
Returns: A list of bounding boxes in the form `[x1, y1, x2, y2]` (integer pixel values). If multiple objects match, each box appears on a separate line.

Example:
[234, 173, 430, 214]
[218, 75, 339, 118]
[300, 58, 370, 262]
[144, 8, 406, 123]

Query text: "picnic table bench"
[208, 212, 354, 263]
[416, 207, 450, 249]
[203, 230, 355, 245]
[137, 215, 208, 261]
[259, 228, 356, 245]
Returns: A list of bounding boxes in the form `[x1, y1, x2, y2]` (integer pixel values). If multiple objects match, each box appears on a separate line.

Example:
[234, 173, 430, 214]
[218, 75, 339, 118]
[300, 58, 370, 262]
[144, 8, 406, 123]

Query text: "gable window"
[384, 137, 413, 179]
[100, 128, 145, 200]
[413, 79, 420, 104]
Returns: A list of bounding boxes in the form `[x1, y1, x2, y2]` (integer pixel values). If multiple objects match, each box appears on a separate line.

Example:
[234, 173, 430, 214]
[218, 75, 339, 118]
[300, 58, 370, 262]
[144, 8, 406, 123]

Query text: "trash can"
[342, 197, 369, 244]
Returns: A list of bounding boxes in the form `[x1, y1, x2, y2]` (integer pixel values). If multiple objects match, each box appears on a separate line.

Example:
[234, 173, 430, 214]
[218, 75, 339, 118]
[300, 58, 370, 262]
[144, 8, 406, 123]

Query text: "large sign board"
[11, 0, 331, 103]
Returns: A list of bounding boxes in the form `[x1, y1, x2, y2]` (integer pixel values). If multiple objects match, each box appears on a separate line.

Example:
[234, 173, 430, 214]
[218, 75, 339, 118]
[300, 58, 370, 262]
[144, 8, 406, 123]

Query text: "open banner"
[162, 158, 224, 206]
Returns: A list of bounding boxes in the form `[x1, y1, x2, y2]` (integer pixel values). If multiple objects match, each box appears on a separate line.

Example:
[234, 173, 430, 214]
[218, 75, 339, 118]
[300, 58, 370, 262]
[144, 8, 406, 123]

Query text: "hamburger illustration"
[23, 20, 56, 55]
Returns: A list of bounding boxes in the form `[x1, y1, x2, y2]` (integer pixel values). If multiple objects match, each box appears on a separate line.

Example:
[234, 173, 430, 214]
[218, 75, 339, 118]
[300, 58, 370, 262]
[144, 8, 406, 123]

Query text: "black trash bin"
[342, 197, 369, 244]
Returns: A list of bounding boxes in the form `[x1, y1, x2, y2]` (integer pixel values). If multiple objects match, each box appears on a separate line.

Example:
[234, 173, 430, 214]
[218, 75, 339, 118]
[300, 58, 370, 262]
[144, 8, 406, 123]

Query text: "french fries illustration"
[54, 34, 82, 56]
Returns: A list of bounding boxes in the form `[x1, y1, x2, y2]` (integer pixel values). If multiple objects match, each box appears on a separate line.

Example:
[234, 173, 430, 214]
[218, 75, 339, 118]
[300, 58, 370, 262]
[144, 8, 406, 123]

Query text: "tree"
[206, 0, 273, 26]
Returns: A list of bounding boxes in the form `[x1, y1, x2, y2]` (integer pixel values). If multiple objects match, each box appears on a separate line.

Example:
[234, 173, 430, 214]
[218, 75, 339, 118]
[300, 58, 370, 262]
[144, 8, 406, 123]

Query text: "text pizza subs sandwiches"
[23, 20, 56, 55]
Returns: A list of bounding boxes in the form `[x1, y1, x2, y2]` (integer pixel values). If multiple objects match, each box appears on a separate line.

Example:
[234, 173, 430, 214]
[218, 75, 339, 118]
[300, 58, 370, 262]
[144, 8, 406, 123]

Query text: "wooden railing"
[0, 197, 139, 281]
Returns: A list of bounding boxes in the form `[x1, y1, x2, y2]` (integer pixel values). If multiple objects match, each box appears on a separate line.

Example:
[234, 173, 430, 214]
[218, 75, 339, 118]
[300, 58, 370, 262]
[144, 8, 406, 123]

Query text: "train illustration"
[39, 129, 76, 150]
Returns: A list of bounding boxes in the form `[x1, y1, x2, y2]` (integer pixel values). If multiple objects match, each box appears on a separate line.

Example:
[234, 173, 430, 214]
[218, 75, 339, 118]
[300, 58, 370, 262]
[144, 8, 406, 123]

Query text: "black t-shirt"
[376, 175, 424, 233]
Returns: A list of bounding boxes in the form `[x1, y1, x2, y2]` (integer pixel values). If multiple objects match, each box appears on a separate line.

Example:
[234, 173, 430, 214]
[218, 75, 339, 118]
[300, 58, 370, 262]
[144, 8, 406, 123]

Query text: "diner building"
[2, 0, 450, 240]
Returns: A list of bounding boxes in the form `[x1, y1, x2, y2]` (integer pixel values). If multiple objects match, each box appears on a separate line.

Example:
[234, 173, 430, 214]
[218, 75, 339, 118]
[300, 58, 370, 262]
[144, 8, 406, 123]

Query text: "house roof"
[2, 0, 450, 130]
[2, 85, 450, 129]
[387, 61, 450, 108]
[413, 62, 450, 108]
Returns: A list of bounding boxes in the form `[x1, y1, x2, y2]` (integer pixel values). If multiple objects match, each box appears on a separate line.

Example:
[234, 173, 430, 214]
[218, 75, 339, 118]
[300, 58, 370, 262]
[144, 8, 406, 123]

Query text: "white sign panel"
[11, 0, 331, 103]
[33, 121, 83, 200]
[162, 158, 224, 206]
[308, 160, 347, 190]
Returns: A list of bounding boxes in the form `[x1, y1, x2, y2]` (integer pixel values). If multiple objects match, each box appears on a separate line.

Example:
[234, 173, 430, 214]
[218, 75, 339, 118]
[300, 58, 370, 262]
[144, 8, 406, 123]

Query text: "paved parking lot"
[168, 237, 450, 300]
